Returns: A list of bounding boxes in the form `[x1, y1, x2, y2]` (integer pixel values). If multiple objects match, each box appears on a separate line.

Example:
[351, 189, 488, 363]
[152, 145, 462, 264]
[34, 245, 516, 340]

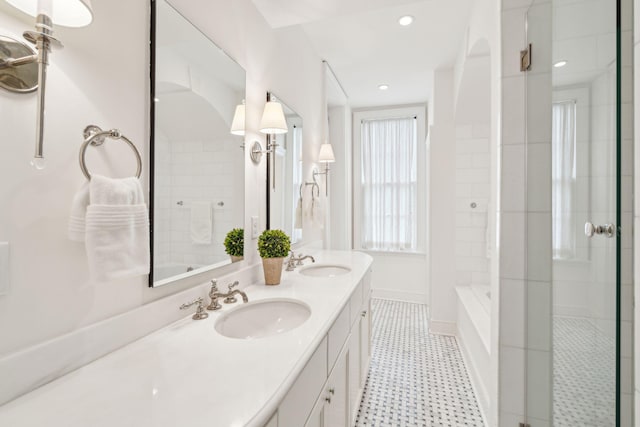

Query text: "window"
[552, 100, 577, 259]
[358, 116, 418, 251]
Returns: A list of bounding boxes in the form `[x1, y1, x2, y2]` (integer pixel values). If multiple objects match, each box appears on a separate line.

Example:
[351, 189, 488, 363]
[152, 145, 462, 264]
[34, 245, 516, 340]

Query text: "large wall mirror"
[150, 0, 246, 287]
[267, 93, 303, 244]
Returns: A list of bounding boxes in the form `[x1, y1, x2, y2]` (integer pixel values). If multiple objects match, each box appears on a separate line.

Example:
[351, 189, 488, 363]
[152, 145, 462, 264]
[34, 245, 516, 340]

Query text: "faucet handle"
[209, 279, 219, 294]
[180, 297, 209, 320]
[224, 281, 240, 304]
[296, 254, 305, 266]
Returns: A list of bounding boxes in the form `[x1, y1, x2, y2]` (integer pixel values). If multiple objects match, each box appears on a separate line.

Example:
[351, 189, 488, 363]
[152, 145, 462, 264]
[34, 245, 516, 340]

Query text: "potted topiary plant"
[224, 228, 244, 263]
[257, 229, 291, 285]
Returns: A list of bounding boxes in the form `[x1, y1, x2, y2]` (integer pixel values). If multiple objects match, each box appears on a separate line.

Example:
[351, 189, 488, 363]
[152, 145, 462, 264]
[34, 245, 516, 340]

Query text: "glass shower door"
[524, 0, 625, 425]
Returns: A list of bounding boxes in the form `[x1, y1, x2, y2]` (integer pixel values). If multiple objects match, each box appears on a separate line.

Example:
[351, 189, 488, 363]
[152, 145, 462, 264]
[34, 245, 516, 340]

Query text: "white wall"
[429, 68, 458, 331]
[327, 104, 352, 251]
[0, 0, 325, 404]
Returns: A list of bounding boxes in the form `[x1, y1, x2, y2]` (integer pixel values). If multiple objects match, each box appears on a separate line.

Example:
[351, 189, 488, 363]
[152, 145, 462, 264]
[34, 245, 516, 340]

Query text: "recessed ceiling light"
[398, 15, 414, 26]
[553, 60, 567, 68]
[378, 84, 389, 91]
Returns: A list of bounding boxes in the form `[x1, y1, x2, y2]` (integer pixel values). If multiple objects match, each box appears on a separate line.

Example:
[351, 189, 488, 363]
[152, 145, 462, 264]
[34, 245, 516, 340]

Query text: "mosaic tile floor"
[355, 299, 485, 427]
[553, 316, 615, 426]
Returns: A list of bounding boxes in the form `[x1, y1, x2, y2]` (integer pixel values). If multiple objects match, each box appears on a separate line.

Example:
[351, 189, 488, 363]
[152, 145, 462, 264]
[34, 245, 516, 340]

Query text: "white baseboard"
[429, 319, 457, 336]
[372, 288, 427, 304]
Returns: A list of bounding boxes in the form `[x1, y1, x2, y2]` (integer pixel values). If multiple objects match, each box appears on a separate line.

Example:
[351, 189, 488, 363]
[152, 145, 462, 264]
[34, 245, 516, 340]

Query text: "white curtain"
[290, 125, 303, 241]
[552, 100, 577, 259]
[360, 117, 417, 251]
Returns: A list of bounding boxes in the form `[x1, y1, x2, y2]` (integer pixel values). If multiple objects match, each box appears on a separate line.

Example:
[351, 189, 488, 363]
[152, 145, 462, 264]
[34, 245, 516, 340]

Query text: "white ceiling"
[253, 0, 473, 108]
[551, 0, 616, 87]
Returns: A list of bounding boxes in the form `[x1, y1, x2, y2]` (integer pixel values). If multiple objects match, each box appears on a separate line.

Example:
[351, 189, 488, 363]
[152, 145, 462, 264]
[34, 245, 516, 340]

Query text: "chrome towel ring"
[79, 125, 142, 180]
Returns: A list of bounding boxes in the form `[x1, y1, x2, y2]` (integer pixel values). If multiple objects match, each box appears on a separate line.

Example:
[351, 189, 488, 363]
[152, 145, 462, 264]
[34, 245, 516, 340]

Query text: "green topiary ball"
[224, 228, 244, 257]
[257, 229, 291, 258]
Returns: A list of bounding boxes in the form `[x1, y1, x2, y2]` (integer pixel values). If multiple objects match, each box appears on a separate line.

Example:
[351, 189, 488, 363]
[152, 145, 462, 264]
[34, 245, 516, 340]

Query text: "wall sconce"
[313, 142, 335, 196]
[250, 99, 288, 164]
[0, 0, 93, 169]
[230, 99, 245, 136]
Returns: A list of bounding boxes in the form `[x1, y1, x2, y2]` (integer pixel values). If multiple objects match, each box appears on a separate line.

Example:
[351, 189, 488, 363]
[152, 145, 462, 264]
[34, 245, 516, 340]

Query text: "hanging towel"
[190, 201, 212, 244]
[85, 175, 150, 281]
[68, 182, 90, 242]
[312, 194, 324, 226]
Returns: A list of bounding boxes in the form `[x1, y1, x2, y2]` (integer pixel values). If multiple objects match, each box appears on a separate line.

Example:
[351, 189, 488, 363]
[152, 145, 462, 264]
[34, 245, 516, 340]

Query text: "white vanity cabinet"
[349, 269, 372, 425]
[275, 269, 372, 427]
[305, 344, 350, 427]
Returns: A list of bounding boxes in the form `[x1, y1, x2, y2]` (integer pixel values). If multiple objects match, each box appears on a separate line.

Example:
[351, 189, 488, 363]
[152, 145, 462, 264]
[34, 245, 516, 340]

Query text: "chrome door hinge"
[520, 43, 532, 72]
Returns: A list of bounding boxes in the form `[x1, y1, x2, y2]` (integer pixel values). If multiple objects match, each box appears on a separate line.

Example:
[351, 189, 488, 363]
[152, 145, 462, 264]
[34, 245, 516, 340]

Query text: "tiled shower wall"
[456, 124, 491, 288]
[154, 132, 242, 269]
[500, 0, 634, 425]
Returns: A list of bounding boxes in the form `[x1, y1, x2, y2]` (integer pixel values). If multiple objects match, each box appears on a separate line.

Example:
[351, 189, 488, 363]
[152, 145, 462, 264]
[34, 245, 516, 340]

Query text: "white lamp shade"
[230, 103, 245, 136]
[259, 101, 288, 134]
[318, 143, 335, 163]
[5, 0, 93, 27]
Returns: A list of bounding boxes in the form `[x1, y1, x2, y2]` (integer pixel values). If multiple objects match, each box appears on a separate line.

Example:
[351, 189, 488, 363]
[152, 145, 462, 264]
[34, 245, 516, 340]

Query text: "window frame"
[352, 106, 427, 253]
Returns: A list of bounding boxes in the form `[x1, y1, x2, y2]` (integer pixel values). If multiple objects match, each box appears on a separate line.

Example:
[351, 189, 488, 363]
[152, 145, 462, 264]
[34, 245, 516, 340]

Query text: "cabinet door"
[348, 328, 361, 426]
[359, 297, 371, 388]
[304, 394, 325, 427]
[325, 345, 349, 427]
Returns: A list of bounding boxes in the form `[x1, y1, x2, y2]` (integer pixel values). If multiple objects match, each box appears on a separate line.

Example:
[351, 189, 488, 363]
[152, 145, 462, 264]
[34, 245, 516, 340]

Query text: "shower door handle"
[584, 222, 615, 238]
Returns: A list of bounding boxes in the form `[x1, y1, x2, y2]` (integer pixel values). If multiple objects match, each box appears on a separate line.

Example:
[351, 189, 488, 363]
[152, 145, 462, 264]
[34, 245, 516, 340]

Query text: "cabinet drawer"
[327, 304, 349, 372]
[278, 336, 328, 427]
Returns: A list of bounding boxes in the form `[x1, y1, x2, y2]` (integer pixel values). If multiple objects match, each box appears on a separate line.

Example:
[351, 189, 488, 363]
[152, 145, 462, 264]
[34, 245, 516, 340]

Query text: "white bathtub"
[456, 284, 490, 422]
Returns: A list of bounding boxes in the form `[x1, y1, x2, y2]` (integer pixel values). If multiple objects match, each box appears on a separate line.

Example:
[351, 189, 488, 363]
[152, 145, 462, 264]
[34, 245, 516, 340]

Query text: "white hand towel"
[312, 196, 324, 226]
[68, 182, 90, 242]
[85, 175, 150, 281]
[190, 201, 212, 244]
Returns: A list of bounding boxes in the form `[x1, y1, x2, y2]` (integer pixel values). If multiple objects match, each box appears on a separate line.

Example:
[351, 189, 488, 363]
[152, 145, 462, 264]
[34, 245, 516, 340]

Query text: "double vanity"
[0, 250, 372, 427]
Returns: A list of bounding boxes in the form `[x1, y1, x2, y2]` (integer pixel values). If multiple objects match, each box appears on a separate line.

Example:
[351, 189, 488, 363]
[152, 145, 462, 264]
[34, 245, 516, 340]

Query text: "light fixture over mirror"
[230, 99, 245, 136]
[251, 96, 289, 164]
[1, 0, 93, 170]
[314, 142, 335, 196]
[259, 100, 288, 134]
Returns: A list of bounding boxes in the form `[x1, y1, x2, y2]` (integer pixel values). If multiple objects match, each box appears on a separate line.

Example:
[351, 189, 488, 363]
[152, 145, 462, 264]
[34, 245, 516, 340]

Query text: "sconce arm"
[0, 54, 38, 69]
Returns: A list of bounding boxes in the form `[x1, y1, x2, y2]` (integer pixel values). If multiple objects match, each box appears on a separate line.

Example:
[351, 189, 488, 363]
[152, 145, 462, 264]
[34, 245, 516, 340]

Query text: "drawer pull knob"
[328, 388, 335, 395]
[325, 396, 331, 403]
[361, 311, 367, 317]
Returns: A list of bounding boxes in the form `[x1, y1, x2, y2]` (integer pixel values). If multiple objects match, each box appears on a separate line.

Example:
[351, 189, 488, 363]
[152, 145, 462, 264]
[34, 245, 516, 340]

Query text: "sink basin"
[214, 299, 311, 339]
[298, 264, 351, 277]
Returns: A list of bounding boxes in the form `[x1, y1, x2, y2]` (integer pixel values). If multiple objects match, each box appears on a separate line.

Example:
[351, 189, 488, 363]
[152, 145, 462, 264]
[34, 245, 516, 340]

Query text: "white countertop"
[0, 250, 372, 427]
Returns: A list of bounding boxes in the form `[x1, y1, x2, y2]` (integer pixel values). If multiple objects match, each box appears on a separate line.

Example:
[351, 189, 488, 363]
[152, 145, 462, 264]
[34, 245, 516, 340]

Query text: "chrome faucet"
[206, 279, 248, 311]
[286, 251, 316, 271]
